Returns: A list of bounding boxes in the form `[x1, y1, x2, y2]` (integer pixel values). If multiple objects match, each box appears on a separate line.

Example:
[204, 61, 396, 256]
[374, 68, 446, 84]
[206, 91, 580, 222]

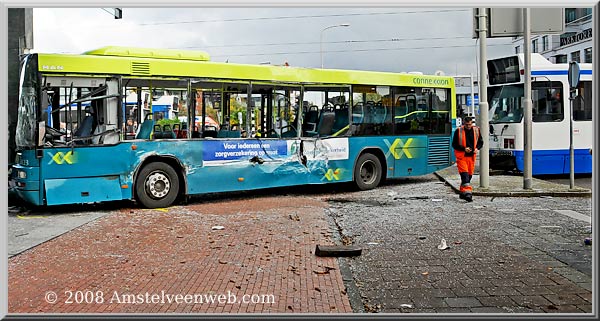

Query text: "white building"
[512, 8, 592, 64]
[454, 75, 479, 119]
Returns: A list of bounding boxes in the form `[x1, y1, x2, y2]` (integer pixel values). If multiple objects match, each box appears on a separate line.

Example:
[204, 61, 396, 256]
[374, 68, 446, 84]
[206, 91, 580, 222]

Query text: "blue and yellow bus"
[13, 46, 457, 208]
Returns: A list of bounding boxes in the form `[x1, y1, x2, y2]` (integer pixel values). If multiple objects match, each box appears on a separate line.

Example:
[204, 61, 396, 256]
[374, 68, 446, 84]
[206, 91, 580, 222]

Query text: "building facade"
[513, 8, 592, 63]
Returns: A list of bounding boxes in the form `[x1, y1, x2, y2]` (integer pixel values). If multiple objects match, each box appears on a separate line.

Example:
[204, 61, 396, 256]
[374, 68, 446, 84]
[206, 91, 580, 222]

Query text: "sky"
[31, 7, 519, 76]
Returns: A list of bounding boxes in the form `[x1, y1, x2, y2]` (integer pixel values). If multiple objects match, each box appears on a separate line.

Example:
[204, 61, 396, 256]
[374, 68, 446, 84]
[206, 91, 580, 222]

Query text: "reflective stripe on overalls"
[458, 126, 479, 151]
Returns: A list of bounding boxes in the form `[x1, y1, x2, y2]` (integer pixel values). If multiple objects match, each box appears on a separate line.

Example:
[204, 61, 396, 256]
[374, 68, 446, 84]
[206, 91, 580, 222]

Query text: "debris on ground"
[287, 265, 301, 275]
[454, 241, 462, 245]
[313, 266, 336, 274]
[418, 236, 427, 240]
[366, 242, 379, 245]
[437, 238, 450, 250]
[211, 226, 225, 230]
[431, 198, 443, 202]
[584, 237, 592, 245]
[364, 303, 381, 313]
[341, 235, 354, 246]
[289, 213, 300, 221]
[399, 304, 413, 308]
[315, 245, 362, 257]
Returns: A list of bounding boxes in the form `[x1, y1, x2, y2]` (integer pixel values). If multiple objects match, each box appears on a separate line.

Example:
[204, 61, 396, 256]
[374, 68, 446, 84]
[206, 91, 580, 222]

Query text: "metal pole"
[478, 8, 489, 188]
[320, 24, 350, 69]
[320, 30, 324, 69]
[469, 73, 475, 116]
[569, 90, 575, 189]
[523, 8, 533, 189]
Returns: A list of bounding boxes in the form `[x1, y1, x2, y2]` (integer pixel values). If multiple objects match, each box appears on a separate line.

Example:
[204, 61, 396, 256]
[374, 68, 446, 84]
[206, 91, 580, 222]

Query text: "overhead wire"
[209, 42, 514, 58]
[137, 9, 470, 26]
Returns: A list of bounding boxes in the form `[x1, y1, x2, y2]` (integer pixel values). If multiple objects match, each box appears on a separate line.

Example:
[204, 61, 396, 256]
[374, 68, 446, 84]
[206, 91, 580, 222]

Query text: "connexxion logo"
[412, 78, 449, 86]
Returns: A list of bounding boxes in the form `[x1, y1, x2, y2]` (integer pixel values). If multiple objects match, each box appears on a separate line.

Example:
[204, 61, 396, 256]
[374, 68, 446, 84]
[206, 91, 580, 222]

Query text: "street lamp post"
[320, 23, 350, 69]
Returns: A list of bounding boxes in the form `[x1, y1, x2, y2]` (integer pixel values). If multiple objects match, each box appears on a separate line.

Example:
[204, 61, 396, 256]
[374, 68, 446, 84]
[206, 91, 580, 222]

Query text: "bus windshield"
[16, 54, 39, 149]
[488, 85, 523, 124]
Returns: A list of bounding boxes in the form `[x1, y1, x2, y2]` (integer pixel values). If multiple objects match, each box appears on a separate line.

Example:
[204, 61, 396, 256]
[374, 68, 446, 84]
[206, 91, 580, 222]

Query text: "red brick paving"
[9, 196, 352, 313]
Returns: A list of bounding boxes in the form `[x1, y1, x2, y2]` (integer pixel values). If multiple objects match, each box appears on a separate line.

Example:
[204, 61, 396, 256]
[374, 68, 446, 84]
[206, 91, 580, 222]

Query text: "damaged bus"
[13, 46, 456, 208]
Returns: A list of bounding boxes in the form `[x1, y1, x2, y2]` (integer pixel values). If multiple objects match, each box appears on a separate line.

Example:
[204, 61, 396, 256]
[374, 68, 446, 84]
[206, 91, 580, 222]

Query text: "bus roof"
[84, 46, 211, 61]
[36, 46, 455, 89]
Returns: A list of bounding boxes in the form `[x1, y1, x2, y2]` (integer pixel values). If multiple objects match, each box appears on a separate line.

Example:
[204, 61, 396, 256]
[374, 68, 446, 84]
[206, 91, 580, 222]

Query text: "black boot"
[465, 193, 473, 202]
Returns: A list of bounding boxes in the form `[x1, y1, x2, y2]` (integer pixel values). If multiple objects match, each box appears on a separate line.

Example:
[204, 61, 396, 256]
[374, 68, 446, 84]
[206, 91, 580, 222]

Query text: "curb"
[434, 172, 591, 198]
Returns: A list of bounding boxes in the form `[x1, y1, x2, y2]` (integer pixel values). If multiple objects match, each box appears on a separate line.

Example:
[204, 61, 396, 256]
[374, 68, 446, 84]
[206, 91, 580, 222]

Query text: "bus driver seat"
[74, 115, 95, 138]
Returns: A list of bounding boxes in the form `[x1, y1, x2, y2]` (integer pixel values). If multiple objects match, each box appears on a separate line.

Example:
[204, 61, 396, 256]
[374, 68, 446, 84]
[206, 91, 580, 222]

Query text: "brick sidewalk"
[9, 196, 352, 313]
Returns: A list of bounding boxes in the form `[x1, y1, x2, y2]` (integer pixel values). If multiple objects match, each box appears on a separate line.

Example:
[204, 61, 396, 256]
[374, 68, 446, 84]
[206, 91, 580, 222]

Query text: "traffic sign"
[466, 95, 479, 106]
[568, 61, 581, 89]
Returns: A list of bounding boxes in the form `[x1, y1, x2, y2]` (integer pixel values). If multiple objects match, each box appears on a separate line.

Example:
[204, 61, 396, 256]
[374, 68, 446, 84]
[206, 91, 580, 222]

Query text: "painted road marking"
[553, 210, 591, 223]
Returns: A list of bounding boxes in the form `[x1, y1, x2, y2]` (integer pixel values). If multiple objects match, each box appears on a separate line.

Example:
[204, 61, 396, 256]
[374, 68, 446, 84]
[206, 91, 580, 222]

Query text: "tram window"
[532, 81, 563, 122]
[574, 81, 592, 121]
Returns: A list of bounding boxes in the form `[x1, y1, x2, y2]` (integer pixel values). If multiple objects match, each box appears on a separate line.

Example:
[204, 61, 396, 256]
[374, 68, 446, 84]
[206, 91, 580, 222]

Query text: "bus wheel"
[354, 153, 382, 190]
[135, 162, 180, 208]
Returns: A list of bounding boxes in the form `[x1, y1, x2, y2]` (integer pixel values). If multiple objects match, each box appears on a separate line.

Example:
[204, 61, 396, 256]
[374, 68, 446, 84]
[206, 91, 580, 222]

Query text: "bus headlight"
[18, 170, 27, 179]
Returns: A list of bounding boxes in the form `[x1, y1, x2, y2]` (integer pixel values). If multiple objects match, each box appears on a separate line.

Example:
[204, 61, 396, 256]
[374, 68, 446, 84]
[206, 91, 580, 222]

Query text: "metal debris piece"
[211, 226, 225, 230]
[400, 304, 413, 308]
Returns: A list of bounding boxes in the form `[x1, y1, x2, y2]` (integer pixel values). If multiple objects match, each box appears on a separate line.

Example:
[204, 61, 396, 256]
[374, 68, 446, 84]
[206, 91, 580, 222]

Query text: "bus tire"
[135, 162, 180, 208]
[354, 153, 382, 190]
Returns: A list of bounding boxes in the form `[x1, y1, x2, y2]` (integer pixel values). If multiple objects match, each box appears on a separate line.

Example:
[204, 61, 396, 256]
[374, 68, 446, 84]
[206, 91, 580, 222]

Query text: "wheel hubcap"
[145, 172, 171, 199]
[360, 160, 377, 185]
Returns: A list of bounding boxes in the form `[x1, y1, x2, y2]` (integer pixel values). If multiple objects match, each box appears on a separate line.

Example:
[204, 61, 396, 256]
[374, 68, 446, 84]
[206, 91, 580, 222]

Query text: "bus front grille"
[428, 137, 450, 166]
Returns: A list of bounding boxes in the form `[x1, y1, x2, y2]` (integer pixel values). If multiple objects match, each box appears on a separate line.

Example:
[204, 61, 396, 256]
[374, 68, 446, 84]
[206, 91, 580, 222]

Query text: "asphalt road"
[328, 174, 592, 313]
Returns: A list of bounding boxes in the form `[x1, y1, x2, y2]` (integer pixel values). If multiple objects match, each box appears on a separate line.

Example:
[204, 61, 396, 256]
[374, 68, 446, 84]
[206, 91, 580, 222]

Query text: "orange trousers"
[454, 151, 476, 194]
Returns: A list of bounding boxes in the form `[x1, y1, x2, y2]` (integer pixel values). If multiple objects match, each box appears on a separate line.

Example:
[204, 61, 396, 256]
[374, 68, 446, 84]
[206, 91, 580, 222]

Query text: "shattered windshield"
[488, 85, 523, 124]
[16, 55, 38, 149]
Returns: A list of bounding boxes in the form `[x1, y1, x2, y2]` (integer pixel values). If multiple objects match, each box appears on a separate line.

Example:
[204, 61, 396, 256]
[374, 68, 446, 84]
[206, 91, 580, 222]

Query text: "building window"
[571, 51, 580, 63]
[542, 36, 548, 51]
[515, 46, 520, 54]
[555, 55, 567, 63]
[565, 8, 577, 23]
[584, 47, 592, 63]
[532, 39, 538, 53]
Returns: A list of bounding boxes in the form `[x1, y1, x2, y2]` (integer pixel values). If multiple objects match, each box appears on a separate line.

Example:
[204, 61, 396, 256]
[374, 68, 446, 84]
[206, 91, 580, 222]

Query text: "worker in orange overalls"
[452, 116, 483, 202]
